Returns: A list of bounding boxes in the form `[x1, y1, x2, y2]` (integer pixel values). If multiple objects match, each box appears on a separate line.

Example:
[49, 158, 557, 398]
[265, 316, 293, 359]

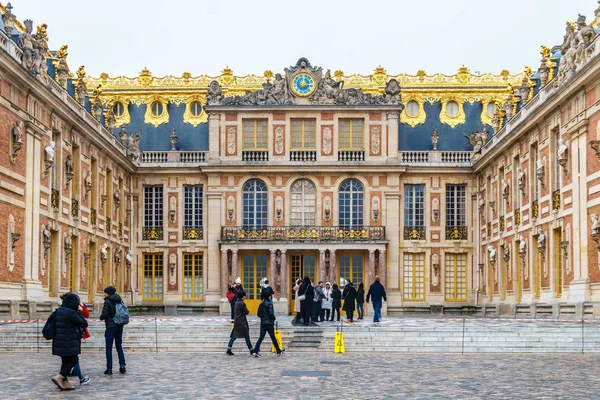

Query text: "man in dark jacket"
[51, 292, 88, 391]
[99, 286, 126, 374]
[226, 291, 254, 355]
[252, 292, 284, 357]
[342, 280, 357, 322]
[366, 275, 387, 323]
[313, 281, 325, 322]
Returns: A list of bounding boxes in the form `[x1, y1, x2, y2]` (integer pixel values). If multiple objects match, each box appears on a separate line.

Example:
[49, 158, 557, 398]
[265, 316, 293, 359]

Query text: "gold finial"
[264, 70, 274, 82]
[523, 65, 532, 77]
[93, 84, 102, 97]
[416, 70, 426, 83]
[333, 70, 344, 81]
[372, 65, 387, 85]
[56, 44, 68, 59]
[457, 65, 470, 75]
[76, 65, 86, 79]
[457, 65, 471, 84]
[219, 66, 234, 86]
[138, 67, 153, 86]
[540, 45, 551, 60]
[566, 20, 576, 31]
[36, 23, 48, 39]
[499, 70, 509, 81]
[182, 72, 191, 84]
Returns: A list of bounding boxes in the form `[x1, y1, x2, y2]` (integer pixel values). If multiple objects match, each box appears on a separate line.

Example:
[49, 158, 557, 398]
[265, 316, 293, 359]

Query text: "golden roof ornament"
[138, 67, 153, 86]
[372, 65, 387, 86]
[93, 84, 102, 97]
[219, 66, 234, 86]
[456, 65, 471, 84]
[263, 70, 274, 82]
[100, 72, 109, 85]
[523, 65, 532, 77]
[182, 71, 191, 84]
[416, 70, 426, 83]
[56, 44, 68, 59]
[540, 45, 551, 60]
[334, 70, 344, 81]
[76, 65, 86, 79]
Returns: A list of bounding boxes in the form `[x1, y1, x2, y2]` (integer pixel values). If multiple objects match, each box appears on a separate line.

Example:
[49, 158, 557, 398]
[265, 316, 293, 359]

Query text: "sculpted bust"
[487, 245, 496, 263]
[45, 141, 56, 162]
[592, 214, 600, 235]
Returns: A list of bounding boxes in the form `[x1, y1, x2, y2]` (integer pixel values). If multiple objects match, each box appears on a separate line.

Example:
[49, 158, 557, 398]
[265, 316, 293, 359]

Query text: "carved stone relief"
[274, 126, 284, 155]
[226, 127, 236, 156]
[370, 126, 381, 156]
[322, 127, 333, 156]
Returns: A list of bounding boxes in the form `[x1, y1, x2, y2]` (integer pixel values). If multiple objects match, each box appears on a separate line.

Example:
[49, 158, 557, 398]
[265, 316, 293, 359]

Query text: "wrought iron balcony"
[515, 208, 521, 225]
[242, 150, 268, 162]
[290, 150, 317, 162]
[338, 150, 365, 161]
[105, 216, 111, 234]
[90, 208, 97, 226]
[403, 226, 426, 240]
[51, 188, 59, 209]
[221, 226, 386, 242]
[445, 226, 468, 240]
[487, 222, 492, 237]
[183, 226, 203, 240]
[143, 226, 164, 240]
[532, 199, 539, 219]
[118, 222, 123, 238]
[552, 190, 561, 211]
[499, 216, 505, 232]
[71, 198, 79, 219]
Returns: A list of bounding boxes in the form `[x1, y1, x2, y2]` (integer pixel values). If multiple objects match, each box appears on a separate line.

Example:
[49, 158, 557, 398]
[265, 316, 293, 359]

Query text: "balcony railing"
[143, 226, 164, 240]
[51, 188, 59, 209]
[118, 222, 123, 238]
[515, 208, 521, 225]
[487, 222, 492, 237]
[399, 151, 472, 165]
[290, 150, 317, 162]
[445, 226, 468, 240]
[532, 200, 539, 219]
[403, 226, 426, 240]
[90, 208, 97, 226]
[242, 150, 268, 162]
[338, 150, 365, 161]
[105, 216, 111, 234]
[552, 190, 561, 211]
[140, 151, 207, 165]
[401, 152, 429, 163]
[221, 226, 386, 242]
[499, 216, 505, 232]
[183, 226, 203, 240]
[71, 198, 79, 219]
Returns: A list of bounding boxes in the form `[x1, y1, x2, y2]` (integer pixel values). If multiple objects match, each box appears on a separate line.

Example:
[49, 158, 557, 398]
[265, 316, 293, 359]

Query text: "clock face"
[291, 72, 316, 97]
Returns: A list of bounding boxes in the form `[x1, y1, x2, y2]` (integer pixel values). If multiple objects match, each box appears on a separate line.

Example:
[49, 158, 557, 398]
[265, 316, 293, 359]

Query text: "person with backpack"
[366, 275, 387, 323]
[252, 291, 284, 357]
[99, 286, 127, 375]
[48, 292, 88, 391]
[260, 277, 274, 300]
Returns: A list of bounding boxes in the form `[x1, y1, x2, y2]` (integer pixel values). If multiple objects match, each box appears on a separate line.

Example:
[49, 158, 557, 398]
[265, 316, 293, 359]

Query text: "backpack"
[113, 301, 130, 326]
[42, 310, 57, 340]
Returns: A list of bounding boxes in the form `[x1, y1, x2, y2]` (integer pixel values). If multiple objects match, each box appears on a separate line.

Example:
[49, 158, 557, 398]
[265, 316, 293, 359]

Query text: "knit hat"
[235, 277, 241, 284]
[104, 285, 117, 295]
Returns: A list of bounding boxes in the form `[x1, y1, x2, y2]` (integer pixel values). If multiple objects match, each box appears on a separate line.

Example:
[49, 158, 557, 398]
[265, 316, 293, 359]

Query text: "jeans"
[322, 308, 331, 321]
[313, 301, 322, 322]
[227, 336, 253, 351]
[59, 355, 78, 378]
[73, 361, 83, 380]
[357, 302, 364, 317]
[253, 324, 281, 354]
[105, 326, 126, 370]
[372, 301, 382, 322]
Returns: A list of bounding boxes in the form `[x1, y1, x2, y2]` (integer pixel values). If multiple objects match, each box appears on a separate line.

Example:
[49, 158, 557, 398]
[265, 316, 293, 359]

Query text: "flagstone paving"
[1, 352, 600, 399]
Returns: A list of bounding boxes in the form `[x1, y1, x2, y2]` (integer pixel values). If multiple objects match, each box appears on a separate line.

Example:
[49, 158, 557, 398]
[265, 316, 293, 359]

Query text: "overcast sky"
[11, 0, 597, 78]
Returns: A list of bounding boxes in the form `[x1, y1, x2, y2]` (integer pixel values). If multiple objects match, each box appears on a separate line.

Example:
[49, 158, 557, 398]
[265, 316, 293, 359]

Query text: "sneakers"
[104, 369, 112, 375]
[277, 349, 286, 356]
[80, 377, 91, 386]
[119, 367, 126, 374]
[253, 352, 262, 358]
[226, 348, 234, 356]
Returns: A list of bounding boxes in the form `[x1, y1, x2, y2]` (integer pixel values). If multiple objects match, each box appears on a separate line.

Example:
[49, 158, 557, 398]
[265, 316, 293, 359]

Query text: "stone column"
[208, 112, 220, 161]
[221, 249, 229, 296]
[280, 250, 288, 299]
[231, 249, 239, 285]
[368, 249, 376, 287]
[206, 190, 222, 302]
[269, 249, 277, 297]
[387, 111, 399, 158]
[379, 249, 387, 287]
[385, 192, 401, 289]
[319, 250, 327, 283]
[329, 250, 337, 286]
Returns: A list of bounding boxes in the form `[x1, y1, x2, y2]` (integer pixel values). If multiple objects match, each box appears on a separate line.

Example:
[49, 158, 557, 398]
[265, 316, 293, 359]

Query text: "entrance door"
[242, 254, 267, 314]
[289, 254, 316, 314]
[338, 254, 364, 289]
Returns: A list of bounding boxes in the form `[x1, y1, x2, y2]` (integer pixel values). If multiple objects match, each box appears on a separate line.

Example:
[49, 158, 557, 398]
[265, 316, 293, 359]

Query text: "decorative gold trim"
[400, 95, 426, 127]
[144, 96, 169, 127]
[439, 96, 465, 128]
[110, 97, 131, 128]
[183, 95, 207, 127]
[290, 72, 317, 97]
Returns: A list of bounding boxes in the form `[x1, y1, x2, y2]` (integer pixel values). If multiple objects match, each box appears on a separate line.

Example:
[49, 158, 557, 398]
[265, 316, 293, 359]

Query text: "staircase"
[286, 327, 324, 352]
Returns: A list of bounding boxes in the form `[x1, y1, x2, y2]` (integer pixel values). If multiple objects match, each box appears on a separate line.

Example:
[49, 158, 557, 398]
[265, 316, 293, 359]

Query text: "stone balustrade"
[140, 151, 208, 165]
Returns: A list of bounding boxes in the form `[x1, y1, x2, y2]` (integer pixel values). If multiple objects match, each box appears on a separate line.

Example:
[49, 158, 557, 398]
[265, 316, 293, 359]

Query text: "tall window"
[338, 119, 364, 149]
[531, 144, 539, 201]
[291, 119, 316, 149]
[514, 156, 521, 209]
[339, 179, 364, 228]
[144, 185, 163, 228]
[243, 119, 268, 149]
[290, 179, 316, 226]
[243, 179, 268, 228]
[403, 253, 425, 301]
[339, 255, 364, 288]
[183, 253, 203, 300]
[445, 253, 467, 301]
[446, 184, 466, 227]
[499, 167, 505, 216]
[553, 130, 561, 191]
[184, 185, 203, 228]
[404, 185, 425, 227]
[143, 253, 163, 300]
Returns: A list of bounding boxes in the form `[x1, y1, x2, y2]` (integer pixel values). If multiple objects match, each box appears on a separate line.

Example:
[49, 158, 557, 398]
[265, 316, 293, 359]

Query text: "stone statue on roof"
[574, 15, 596, 69]
[19, 20, 38, 75]
[266, 73, 289, 104]
[311, 69, 342, 104]
[463, 130, 484, 154]
[125, 130, 142, 163]
[207, 81, 223, 105]
[557, 22, 577, 84]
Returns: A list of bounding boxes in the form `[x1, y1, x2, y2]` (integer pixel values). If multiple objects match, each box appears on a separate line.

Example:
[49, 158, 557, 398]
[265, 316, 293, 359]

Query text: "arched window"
[339, 179, 364, 227]
[290, 179, 316, 226]
[243, 179, 268, 228]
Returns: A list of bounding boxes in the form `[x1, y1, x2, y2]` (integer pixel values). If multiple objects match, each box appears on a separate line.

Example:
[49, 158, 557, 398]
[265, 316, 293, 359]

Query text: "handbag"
[298, 287, 307, 302]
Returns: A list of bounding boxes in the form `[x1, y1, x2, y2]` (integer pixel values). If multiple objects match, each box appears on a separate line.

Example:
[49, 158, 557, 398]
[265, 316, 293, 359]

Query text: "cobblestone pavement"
[2, 352, 600, 399]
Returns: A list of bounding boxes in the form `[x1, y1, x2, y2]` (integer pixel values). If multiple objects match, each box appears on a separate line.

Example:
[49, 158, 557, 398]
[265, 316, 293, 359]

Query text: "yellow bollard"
[334, 331, 345, 353]
[271, 329, 283, 353]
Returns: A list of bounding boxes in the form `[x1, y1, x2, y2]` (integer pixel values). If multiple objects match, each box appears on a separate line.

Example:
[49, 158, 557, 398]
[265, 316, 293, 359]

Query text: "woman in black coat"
[330, 284, 342, 322]
[51, 292, 88, 391]
[299, 276, 314, 326]
[342, 281, 358, 322]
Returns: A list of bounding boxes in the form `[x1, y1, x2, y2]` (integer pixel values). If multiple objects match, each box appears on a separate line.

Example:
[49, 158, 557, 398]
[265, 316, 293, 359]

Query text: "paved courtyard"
[2, 352, 600, 399]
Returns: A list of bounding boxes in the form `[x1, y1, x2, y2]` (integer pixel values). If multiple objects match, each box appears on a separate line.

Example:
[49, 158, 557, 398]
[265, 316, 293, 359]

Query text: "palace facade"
[1, 2, 600, 318]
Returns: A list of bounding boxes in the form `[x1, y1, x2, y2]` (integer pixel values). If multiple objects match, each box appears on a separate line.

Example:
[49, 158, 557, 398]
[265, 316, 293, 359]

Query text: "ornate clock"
[291, 72, 316, 97]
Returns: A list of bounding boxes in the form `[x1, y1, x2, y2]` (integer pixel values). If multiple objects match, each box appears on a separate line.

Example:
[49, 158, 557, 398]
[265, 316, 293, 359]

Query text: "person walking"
[230, 278, 243, 322]
[313, 281, 325, 322]
[322, 282, 332, 322]
[99, 286, 126, 375]
[299, 276, 314, 326]
[67, 299, 91, 386]
[330, 283, 342, 322]
[50, 292, 88, 391]
[226, 291, 254, 355]
[260, 278, 274, 300]
[252, 292, 285, 357]
[342, 280, 357, 323]
[366, 275, 387, 323]
[293, 279, 302, 324]
[356, 282, 365, 320]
